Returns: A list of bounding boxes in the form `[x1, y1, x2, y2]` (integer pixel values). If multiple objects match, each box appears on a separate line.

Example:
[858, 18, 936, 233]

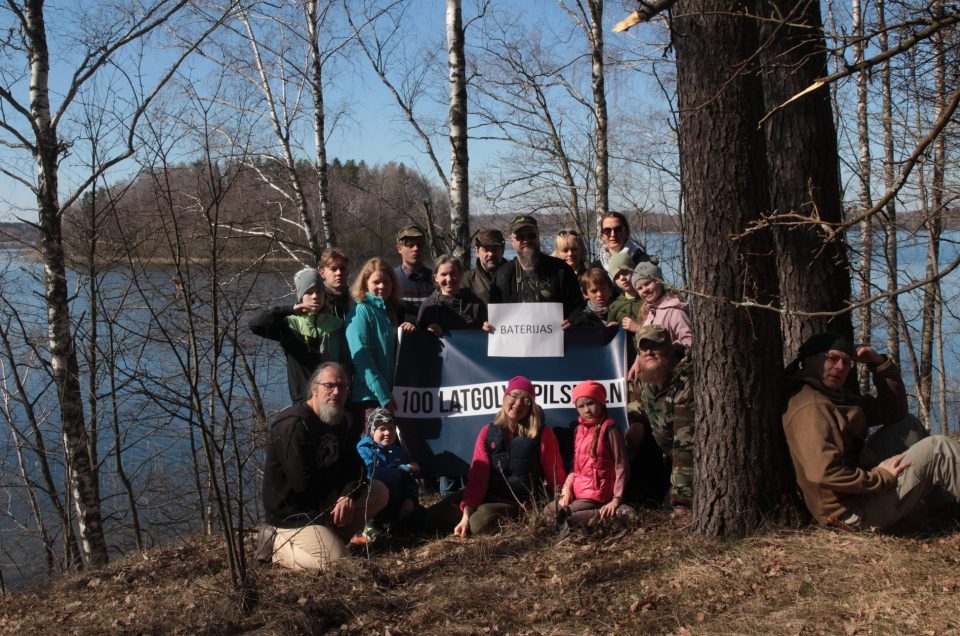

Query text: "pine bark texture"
[759, 0, 852, 357]
[447, 0, 470, 264]
[25, 0, 109, 566]
[673, 0, 799, 537]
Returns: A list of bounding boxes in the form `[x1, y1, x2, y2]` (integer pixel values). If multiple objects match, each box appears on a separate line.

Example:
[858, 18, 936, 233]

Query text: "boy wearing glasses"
[490, 214, 584, 319]
[783, 332, 960, 530]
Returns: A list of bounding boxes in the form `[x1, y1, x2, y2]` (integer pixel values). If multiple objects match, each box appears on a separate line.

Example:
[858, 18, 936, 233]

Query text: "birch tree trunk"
[877, 0, 900, 364]
[446, 0, 470, 263]
[587, 0, 608, 221]
[853, 0, 874, 392]
[673, 0, 800, 538]
[920, 0, 945, 432]
[911, 49, 933, 429]
[239, 7, 323, 264]
[759, 0, 852, 357]
[23, 0, 109, 566]
[307, 0, 337, 251]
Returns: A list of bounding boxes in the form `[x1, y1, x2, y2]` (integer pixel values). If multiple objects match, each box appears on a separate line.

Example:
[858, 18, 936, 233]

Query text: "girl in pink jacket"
[626, 262, 693, 382]
[544, 381, 635, 526]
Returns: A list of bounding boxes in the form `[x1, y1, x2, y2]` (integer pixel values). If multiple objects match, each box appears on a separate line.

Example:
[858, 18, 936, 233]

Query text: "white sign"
[487, 302, 563, 357]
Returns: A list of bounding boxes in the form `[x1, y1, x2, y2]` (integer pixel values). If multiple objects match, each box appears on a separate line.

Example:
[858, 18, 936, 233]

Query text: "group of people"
[253, 212, 960, 572]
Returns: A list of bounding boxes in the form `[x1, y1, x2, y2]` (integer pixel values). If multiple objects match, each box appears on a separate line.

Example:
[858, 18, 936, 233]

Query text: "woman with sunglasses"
[592, 212, 652, 272]
[428, 376, 566, 537]
[551, 228, 588, 277]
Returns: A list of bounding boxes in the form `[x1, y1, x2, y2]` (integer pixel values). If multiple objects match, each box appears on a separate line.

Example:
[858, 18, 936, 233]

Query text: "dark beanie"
[784, 332, 855, 376]
[797, 332, 855, 360]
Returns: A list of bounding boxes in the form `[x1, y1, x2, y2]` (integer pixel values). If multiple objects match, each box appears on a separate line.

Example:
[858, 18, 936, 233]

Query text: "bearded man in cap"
[463, 228, 506, 304]
[489, 214, 584, 318]
[627, 324, 693, 514]
[783, 332, 960, 531]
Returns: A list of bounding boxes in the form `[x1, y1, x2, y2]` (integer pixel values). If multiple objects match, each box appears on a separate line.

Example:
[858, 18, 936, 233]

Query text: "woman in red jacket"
[441, 376, 566, 536]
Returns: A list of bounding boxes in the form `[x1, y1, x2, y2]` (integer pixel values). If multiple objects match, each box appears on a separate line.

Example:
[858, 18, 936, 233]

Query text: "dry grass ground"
[2, 511, 959, 635]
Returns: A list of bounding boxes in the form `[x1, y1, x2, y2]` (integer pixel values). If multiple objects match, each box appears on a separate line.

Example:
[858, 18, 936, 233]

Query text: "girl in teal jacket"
[346, 258, 415, 412]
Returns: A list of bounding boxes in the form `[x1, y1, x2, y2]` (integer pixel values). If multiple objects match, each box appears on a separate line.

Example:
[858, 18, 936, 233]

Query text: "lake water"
[0, 228, 957, 588]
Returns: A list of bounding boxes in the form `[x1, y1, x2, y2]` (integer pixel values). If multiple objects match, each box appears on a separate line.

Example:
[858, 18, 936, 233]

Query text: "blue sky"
[0, 0, 663, 222]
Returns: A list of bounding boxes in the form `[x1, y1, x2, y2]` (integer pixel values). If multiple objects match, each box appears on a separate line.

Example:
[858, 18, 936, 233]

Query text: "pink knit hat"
[505, 375, 535, 397]
[571, 380, 606, 406]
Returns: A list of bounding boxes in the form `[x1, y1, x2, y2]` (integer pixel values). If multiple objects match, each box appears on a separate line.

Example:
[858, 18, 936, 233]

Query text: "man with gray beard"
[490, 214, 584, 318]
[262, 362, 388, 570]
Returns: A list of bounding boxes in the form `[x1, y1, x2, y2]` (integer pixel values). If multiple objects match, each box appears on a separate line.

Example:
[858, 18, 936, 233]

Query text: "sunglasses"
[556, 228, 580, 237]
[513, 232, 538, 242]
[601, 226, 626, 236]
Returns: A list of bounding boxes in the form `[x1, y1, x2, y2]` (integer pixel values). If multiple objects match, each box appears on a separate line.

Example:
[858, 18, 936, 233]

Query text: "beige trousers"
[858, 434, 960, 530]
[272, 479, 388, 571]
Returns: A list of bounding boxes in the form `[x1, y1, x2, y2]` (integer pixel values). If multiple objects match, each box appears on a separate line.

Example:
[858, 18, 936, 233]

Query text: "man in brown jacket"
[783, 332, 960, 531]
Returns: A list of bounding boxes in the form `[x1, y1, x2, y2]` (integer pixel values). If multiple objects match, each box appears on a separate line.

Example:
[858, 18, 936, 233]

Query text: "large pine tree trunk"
[446, 0, 470, 263]
[760, 0, 852, 355]
[25, 0, 108, 566]
[673, 0, 800, 537]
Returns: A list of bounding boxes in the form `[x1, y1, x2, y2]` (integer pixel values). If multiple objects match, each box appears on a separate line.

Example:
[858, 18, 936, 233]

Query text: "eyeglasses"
[824, 353, 854, 369]
[556, 228, 580, 237]
[318, 382, 348, 392]
[513, 232, 538, 242]
[505, 393, 533, 406]
[601, 226, 626, 236]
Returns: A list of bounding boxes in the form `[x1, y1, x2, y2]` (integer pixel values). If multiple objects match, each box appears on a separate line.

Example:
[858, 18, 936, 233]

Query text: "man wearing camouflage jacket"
[628, 324, 694, 514]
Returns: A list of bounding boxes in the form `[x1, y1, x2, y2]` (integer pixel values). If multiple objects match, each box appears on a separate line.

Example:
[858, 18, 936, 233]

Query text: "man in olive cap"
[463, 228, 506, 304]
[783, 332, 960, 530]
[489, 214, 583, 318]
[627, 324, 693, 514]
[394, 224, 433, 319]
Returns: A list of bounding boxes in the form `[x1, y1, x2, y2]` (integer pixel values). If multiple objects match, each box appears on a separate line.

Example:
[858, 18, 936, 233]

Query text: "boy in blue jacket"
[355, 408, 424, 541]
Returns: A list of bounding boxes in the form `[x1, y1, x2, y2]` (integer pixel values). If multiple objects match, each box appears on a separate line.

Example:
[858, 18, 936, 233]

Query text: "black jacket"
[261, 403, 364, 528]
[462, 258, 504, 304]
[248, 306, 352, 402]
[416, 288, 487, 332]
[490, 254, 585, 318]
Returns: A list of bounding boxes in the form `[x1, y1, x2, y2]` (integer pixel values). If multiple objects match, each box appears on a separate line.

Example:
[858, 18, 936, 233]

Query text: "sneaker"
[349, 533, 368, 548]
[361, 521, 388, 544]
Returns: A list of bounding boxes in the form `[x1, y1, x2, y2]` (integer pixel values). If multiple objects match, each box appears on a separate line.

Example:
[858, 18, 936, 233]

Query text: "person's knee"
[274, 525, 347, 571]
[928, 435, 960, 458]
[368, 479, 390, 515]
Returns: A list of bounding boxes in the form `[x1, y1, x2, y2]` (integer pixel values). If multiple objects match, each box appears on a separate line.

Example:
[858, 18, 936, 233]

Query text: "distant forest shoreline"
[3, 209, 957, 256]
